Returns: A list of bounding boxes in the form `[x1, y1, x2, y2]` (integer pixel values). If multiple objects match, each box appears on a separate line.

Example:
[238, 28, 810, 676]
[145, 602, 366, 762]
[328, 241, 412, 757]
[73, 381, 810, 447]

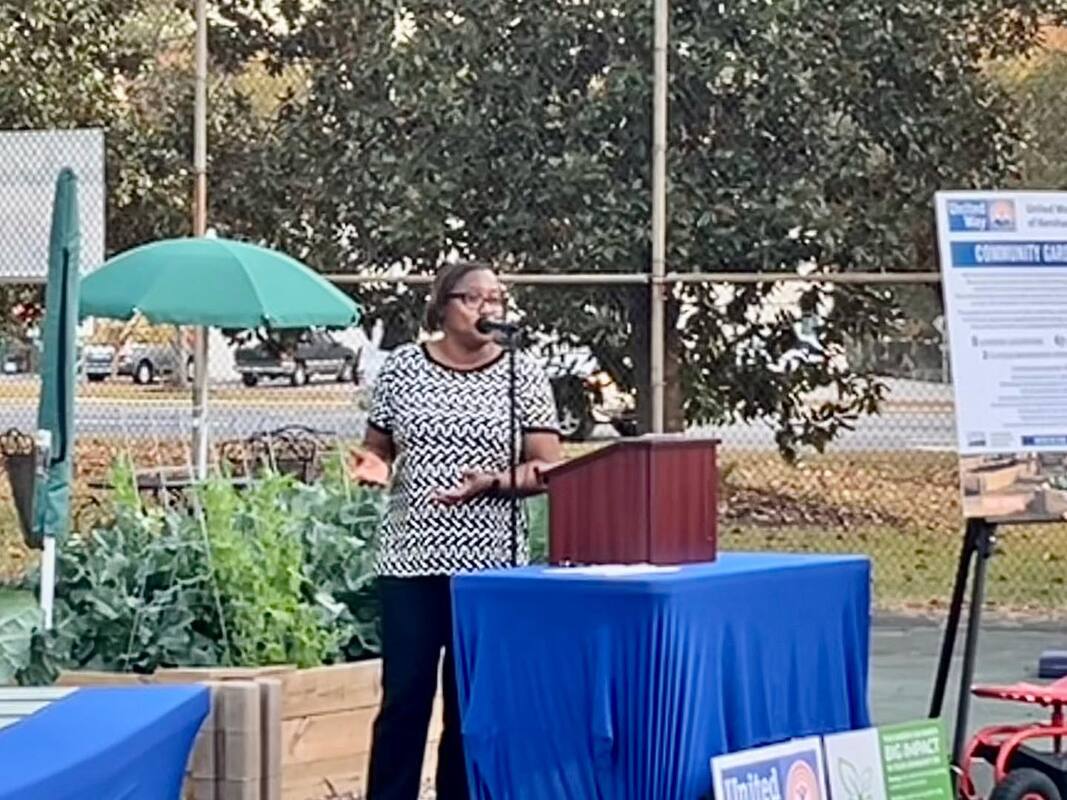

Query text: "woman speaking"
[356, 260, 563, 800]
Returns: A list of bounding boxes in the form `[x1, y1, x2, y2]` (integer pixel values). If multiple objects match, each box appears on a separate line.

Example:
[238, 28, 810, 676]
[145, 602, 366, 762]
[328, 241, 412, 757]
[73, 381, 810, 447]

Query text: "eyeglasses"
[446, 290, 508, 309]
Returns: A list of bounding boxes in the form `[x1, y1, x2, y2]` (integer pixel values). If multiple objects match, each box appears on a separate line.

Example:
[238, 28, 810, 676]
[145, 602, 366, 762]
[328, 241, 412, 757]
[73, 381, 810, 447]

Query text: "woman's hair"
[422, 260, 495, 332]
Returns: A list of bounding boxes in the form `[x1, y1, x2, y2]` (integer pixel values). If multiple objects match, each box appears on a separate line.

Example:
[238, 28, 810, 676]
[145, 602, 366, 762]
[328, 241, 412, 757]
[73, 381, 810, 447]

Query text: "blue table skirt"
[0, 685, 209, 800]
[452, 552, 871, 800]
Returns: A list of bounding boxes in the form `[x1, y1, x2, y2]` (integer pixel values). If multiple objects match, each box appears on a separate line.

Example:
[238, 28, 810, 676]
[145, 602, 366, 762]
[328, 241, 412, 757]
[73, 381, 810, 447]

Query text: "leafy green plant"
[194, 469, 342, 668]
[19, 449, 387, 682]
[0, 589, 38, 684]
[291, 450, 384, 660]
[18, 504, 223, 683]
[526, 495, 549, 565]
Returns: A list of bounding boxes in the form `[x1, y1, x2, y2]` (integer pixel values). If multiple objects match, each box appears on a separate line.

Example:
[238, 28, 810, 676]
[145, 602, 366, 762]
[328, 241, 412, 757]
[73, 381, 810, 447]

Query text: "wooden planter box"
[961, 461, 1024, 495]
[57, 660, 443, 800]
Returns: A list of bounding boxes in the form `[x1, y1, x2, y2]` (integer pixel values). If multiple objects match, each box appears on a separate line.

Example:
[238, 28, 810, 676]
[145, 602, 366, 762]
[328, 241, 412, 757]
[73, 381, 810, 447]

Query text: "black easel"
[929, 516, 999, 771]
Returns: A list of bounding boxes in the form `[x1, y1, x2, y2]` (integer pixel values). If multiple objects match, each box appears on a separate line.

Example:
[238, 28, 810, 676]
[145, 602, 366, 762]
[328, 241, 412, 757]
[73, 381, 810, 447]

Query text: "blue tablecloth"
[0, 685, 209, 800]
[451, 552, 871, 800]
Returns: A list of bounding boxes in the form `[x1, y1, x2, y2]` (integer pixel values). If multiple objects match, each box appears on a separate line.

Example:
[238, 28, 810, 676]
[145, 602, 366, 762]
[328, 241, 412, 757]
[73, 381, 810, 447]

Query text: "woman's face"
[441, 269, 508, 342]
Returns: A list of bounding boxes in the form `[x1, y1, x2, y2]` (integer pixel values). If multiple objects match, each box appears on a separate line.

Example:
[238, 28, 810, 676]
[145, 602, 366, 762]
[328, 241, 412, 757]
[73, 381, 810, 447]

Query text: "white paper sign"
[824, 720, 952, 800]
[936, 190, 1067, 520]
[543, 563, 681, 577]
[823, 728, 888, 800]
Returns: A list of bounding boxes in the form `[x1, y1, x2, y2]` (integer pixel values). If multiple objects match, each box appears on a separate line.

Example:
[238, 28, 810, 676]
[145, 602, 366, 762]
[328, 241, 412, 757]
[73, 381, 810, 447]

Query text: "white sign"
[0, 129, 106, 280]
[936, 190, 1067, 520]
[712, 737, 826, 800]
[825, 728, 887, 800]
[824, 720, 952, 800]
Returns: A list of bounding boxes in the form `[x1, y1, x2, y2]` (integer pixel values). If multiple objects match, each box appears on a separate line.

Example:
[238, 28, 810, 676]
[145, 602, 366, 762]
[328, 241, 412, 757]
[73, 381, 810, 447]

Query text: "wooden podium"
[542, 435, 718, 566]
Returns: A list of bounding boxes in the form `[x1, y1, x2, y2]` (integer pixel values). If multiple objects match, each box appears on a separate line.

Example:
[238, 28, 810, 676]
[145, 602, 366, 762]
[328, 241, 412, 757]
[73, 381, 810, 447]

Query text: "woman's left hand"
[433, 470, 497, 505]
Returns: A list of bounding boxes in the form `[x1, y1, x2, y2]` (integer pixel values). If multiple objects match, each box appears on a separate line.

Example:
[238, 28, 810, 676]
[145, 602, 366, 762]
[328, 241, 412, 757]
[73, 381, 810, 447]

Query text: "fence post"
[650, 0, 669, 434]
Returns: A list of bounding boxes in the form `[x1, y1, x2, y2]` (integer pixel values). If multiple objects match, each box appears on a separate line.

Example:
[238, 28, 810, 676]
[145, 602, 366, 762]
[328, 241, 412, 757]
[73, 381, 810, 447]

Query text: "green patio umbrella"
[78, 235, 361, 478]
[79, 236, 359, 329]
[35, 167, 80, 629]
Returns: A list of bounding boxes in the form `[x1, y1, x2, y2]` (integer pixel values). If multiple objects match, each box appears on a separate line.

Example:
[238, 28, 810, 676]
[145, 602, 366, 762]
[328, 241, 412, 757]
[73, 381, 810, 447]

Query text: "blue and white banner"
[712, 737, 826, 800]
[710, 721, 952, 800]
[949, 241, 1067, 267]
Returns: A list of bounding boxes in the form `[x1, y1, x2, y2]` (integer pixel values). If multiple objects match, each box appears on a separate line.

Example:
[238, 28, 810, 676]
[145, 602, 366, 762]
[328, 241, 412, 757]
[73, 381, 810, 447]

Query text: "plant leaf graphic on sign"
[839, 757, 873, 800]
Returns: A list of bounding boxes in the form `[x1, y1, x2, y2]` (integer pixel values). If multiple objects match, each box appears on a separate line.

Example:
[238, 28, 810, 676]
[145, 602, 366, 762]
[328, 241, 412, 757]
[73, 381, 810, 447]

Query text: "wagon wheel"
[991, 769, 1062, 800]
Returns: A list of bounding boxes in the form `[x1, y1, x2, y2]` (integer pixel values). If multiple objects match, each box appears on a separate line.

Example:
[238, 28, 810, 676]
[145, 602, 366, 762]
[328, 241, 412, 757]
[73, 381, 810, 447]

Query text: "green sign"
[824, 720, 953, 800]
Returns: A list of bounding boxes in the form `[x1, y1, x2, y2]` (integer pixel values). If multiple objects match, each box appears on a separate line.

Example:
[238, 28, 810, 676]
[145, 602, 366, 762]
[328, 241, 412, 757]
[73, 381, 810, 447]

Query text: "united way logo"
[786, 760, 822, 800]
[712, 737, 826, 800]
[987, 199, 1016, 231]
[946, 198, 1015, 232]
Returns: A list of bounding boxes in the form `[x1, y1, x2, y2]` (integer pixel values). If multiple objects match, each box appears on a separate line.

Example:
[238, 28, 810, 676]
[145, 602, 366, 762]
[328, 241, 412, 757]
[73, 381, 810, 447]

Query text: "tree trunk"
[664, 296, 685, 432]
[628, 288, 684, 434]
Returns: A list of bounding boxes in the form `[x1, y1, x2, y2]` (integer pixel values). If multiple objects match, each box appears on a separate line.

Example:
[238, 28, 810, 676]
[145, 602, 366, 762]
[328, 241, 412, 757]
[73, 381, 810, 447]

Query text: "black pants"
[366, 576, 470, 800]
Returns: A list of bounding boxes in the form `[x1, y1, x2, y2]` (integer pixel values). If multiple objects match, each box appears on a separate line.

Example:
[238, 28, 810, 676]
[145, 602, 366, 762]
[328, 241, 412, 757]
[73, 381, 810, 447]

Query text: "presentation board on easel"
[931, 190, 1067, 767]
[936, 190, 1067, 523]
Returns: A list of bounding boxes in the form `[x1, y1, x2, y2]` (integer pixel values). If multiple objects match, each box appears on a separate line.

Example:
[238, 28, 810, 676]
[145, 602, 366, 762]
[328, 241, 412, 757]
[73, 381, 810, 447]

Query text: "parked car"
[83, 341, 192, 384]
[550, 369, 638, 441]
[80, 319, 195, 385]
[1, 337, 35, 375]
[81, 343, 115, 381]
[234, 328, 360, 387]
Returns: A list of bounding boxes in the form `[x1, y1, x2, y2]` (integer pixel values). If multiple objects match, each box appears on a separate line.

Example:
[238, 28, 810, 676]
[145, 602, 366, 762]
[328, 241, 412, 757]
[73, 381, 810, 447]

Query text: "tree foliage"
[0, 0, 267, 255]
[5, 0, 1066, 456]
[225, 0, 1064, 455]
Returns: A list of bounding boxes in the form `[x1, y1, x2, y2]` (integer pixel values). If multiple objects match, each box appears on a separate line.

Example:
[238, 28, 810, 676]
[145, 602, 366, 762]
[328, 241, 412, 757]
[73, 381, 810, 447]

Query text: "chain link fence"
[5, 9, 1067, 621]
[2, 272, 1065, 617]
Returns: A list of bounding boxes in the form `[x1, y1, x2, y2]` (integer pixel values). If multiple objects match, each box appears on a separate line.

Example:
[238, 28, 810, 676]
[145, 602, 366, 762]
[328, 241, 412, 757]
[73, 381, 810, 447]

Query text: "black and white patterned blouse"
[366, 342, 561, 577]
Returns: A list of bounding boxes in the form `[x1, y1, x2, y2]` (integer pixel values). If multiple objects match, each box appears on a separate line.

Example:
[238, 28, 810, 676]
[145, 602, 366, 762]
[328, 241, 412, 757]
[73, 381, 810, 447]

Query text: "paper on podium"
[544, 563, 681, 577]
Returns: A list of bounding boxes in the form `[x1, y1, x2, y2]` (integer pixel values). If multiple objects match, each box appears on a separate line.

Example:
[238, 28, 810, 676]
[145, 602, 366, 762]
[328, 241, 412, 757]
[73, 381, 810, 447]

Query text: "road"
[0, 386, 369, 441]
[0, 376, 959, 452]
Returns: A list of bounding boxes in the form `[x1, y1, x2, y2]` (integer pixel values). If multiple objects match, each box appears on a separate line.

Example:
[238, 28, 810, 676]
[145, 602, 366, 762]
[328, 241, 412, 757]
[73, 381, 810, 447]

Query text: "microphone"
[476, 317, 522, 336]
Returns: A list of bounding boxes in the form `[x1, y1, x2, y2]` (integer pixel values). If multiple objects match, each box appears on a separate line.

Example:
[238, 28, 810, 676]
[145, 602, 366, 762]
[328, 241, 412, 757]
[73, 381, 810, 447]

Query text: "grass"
[718, 448, 1067, 616]
[719, 524, 1067, 617]
[542, 444, 1067, 617]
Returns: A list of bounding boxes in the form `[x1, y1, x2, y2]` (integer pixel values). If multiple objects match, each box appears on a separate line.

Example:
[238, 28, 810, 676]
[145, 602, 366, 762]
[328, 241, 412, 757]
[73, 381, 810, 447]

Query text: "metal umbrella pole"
[192, 0, 210, 478]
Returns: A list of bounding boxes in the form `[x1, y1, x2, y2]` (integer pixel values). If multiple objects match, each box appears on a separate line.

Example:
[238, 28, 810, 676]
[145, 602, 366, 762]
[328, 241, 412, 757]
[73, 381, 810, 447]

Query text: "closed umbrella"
[35, 167, 80, 630]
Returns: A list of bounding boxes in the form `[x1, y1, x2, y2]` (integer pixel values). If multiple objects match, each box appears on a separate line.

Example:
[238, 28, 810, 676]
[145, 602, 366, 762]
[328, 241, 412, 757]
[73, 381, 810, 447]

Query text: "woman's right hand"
[353, 449, 390, 487]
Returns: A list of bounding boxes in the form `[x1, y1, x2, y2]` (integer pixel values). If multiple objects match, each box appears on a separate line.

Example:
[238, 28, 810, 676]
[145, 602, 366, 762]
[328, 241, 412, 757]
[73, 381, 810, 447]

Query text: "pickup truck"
[234, 328, 360, 387]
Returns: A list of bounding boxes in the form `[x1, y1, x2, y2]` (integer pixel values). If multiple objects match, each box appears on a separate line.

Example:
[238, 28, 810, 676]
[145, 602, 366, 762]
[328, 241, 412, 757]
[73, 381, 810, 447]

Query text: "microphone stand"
[478, 315, 522, 567]
[503, 328, 520, 567]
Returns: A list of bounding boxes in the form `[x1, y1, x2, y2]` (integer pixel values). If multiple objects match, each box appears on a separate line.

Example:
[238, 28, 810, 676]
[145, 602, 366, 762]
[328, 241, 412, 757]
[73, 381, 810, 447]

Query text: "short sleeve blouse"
[367, 342, 560, 576]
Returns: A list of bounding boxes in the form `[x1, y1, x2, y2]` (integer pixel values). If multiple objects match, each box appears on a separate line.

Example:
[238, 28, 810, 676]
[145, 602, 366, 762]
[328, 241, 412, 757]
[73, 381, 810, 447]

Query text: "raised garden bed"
[57, 660, 443, 800]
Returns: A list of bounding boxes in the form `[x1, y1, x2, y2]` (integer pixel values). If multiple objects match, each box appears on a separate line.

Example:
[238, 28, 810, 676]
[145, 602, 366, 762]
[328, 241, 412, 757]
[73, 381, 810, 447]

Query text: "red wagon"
[959, 677, 1067, 800]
